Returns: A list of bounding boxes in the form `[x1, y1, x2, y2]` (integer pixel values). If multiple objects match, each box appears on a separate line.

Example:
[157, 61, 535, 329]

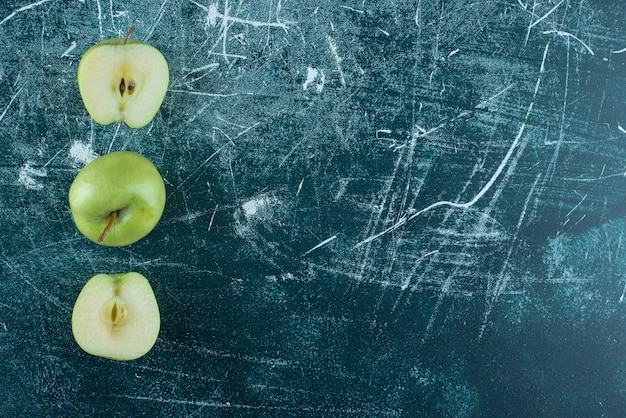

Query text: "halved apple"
[71, 272, 160, 361]
[77, 27, 169, 128]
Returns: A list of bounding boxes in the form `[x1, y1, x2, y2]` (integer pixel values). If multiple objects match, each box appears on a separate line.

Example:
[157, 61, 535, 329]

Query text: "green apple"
[77, 27, 169, 128]
[68, 151, 166, 247]
[72, 272, 160, 361]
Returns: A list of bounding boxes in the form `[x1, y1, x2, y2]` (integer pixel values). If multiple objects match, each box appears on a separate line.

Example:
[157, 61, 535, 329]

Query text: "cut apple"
[72, 272, 160, 361]
[77, 28, 169, 128]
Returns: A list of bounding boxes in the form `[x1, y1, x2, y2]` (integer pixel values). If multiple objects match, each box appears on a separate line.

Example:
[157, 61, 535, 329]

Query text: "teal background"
[1, 0, 626, 416]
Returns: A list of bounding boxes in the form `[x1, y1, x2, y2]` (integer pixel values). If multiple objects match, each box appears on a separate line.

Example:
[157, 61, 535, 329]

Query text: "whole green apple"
[72, 272, 160, 361]
[77, 27, 169, 128]
[69, 151, 166, 246]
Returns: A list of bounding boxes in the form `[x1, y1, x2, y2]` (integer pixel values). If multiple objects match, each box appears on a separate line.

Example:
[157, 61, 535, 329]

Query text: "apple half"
[68, 151, 166, 247]
[72, 272, 160, 361]
[77, 27, 169, 128]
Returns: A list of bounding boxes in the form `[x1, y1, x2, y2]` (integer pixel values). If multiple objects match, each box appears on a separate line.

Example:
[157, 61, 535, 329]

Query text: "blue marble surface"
[1, 0, 626, 416]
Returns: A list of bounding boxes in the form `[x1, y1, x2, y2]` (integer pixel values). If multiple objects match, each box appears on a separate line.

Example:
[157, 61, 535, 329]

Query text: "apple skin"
[77, 37, 169, 128]
[69, 151, 166, 247]
[72, 272, 160, 361]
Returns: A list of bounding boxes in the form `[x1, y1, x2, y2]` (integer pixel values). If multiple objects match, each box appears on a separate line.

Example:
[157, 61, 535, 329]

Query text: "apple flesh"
[72, 272, 160, 361]
[77, 27, 169, 128]
[68, 151, 166, 247]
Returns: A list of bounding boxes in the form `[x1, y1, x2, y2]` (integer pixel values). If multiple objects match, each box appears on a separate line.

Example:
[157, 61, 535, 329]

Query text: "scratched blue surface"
[1, 0, 626, 416]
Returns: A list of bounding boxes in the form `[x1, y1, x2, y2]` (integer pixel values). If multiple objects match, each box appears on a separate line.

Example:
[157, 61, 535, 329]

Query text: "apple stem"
[123, 26, 136, 45]
[98, 211, 117, 243]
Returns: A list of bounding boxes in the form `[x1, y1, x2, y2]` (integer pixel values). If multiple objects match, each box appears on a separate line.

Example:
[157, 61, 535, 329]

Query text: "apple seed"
[118, 79, 136, 97]
[100, 296, 129, 326]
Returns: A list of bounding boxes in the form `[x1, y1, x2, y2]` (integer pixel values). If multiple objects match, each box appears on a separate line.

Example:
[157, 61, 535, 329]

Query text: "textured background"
[1, 0, 626, 416]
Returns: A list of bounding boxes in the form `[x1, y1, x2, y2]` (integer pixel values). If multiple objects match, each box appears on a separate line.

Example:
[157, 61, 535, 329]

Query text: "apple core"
[118, 27, 137, 99]
[101, 296, 130, 326]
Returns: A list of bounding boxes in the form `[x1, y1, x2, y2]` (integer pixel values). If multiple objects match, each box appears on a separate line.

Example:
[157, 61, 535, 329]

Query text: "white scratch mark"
[523, 0, 563, 46]
[42, 142, 69, 168]
[192, 1, 289, 29]
[186, 62, 219, 75]
[354, 45, 549, 248]
[169, 89, 242, 98]
[618, 123, 626, 134]
[95, 0, 103, 38]
[302, 235, 337, 256]
[144, 0, 169, 41]
[279, 137, 307, 167]
[545, 35, 570, 181]
[113, 394, 393, 415]
[478, 173, 542, 340]
[543, 29, 594, 55]
[112, 10, 128, 18]
[611, 47, 626, 54]
[353, 149, 406, 282]
[108, 0, 115, 32]
[530, 0, 563, 29]
[190, 0, 290, 63]
[565, 194, 587, 218]
[447, 48, 459, 59]
[376, 129, 392, 138]
[403, 251, 439, 291]
[389, 250, 440, 316]
[208, 204, 218, 232]
[0, 0, 55, 26]
[106, 123, 122, 154]
[414, 1, 421, 28]
[326, 35, 346, 88]
[207, 51, 247, 60]
[168, 208, 214, 224]
[296, 178, 304, 196]
[61, 41, 77, 57]
[190, 344, 297, 366]
[187, 103, 213, 123]
[403, 83, 513, 144]
[234, 121, 262, 139]
[0, 88, 21, 124]
[176, 143, 229, 191]
[341, 5, 364, 14]
[422, 270, 456, 342]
